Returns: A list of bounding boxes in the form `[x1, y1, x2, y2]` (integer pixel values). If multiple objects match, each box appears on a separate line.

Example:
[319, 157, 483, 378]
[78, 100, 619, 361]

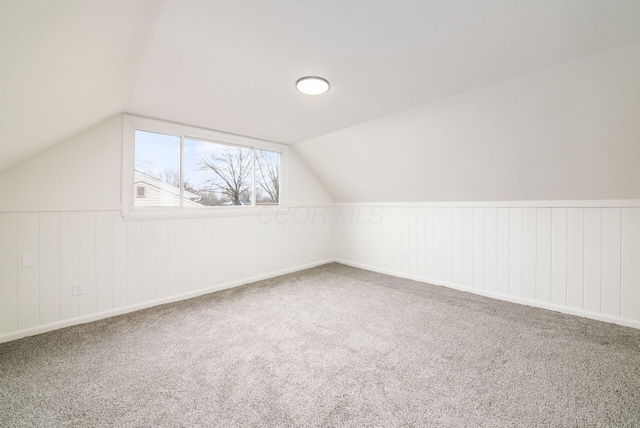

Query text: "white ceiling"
[0, 0, 162, 172]
[2, 0, 640, 172]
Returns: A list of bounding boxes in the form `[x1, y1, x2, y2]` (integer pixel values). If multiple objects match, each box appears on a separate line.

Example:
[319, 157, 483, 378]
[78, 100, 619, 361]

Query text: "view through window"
[134, 130, 281, 208]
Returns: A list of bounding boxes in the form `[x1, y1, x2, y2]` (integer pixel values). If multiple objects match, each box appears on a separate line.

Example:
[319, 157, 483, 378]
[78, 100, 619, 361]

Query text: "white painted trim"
[9, 200, 637, 213]
[0, 259, 334, 344]
[122, 114, 135, 217]
[4, 254, 636, 343]
[335, 258, 640, 330]
[0, 204, 122, 213]
[335, 200, 640, 208]
[121, 204, 334, 221]
[0, 205, 334, 217]
[122, 113, 287, 148]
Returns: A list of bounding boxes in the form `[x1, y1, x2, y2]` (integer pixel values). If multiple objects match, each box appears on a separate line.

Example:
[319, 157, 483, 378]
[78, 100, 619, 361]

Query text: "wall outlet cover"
[21, 253, 36, 268]
[72, 282, 84, 296]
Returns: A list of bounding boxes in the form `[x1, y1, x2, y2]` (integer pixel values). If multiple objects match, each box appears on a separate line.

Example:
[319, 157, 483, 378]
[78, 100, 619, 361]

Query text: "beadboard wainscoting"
[0, 209, 334, 343]
[334, 203, 640, 329]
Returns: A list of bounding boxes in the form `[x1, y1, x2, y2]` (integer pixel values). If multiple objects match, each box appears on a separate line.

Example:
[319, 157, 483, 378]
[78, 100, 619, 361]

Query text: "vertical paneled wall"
[2, 203, 639, 341]
[334, 204, 640, 328]
[0, 209, 333, 342]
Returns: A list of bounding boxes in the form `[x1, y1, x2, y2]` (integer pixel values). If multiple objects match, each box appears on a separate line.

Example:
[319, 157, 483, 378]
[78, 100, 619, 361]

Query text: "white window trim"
[122, 114, 287, 220]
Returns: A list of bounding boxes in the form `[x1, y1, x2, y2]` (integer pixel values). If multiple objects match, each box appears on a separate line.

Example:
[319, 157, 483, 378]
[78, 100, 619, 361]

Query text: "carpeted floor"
[1, 263, 639, 427]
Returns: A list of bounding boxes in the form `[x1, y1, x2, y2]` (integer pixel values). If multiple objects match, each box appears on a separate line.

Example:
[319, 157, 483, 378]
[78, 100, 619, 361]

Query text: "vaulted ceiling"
[2, 0, 640, 172]
[0, 0, 162, 172]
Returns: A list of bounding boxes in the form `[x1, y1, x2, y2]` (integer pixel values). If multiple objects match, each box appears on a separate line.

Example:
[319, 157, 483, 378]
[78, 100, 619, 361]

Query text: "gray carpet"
[1, 263, 639, 427]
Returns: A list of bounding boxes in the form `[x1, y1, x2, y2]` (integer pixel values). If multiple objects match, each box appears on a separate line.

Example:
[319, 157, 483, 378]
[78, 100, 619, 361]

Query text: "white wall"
[0, 0, 163, 172]
[0, 114, 333, 211]
[334, 202, 640, 329]
[0, 115, 334, 342]
[295, 42, 640, 202]
[0, 115, 123, 211]
[0, 210, 333, 342]
[3, 41, 640, 341]
[306, 42, 640, 330]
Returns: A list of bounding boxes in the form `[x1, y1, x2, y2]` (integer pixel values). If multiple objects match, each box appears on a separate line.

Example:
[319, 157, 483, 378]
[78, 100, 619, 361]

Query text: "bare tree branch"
[197, 146, 253, 205]
[256, 150, 279, 203]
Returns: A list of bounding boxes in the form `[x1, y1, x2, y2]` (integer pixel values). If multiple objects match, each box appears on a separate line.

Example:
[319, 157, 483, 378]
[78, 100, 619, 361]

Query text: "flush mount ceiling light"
[296, 76, 330, 95]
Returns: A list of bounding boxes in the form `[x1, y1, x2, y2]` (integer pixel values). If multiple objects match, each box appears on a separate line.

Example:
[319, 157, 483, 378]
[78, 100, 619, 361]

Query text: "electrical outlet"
[289, 248, 294, 257]
[72, 282, 84, 296]
[401, 251, 408, 261]
[21, 253, 36, 268]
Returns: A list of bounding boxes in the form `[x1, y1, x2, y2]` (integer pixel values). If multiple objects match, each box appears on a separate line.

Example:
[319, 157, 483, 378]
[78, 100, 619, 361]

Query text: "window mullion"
[180, 135, 184, 207]
[251, 148, 256, 206]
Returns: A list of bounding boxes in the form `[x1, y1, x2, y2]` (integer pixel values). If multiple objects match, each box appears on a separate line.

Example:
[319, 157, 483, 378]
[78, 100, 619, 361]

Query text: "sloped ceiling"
[0, 0, 163, 172]
[2, 0, 640, 173]
[294, 42, 640, 202]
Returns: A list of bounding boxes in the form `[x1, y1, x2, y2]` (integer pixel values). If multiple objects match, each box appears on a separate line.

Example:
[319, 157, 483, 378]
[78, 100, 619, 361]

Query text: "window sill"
[121, 205, 332, 221]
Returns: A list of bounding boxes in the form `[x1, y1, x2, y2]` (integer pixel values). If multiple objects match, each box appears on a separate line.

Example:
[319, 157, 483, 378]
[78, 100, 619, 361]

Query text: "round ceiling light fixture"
[296, 76, 330, 95]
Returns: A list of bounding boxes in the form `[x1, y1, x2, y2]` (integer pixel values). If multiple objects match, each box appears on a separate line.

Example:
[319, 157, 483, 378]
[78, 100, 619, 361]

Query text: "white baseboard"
[334, 258, 640, 330]
[5, 257, 636, 345]
[0, 259, 334, 344]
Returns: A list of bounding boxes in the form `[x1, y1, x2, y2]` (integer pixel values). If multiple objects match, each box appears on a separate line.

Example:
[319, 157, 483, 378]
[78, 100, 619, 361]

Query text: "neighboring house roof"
[134, 170, 203, 207]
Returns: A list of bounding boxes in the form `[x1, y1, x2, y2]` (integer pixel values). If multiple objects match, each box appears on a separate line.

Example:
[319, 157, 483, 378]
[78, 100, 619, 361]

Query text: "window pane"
[184, 138, 253, 206]
[134, 130, 181, 207]
[255, 149, 280, 205]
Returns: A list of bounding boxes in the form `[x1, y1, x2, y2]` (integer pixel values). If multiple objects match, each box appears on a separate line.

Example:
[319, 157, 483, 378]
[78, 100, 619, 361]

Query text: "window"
[182, 138, 254, 207]
[124, 115, 283, 215]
